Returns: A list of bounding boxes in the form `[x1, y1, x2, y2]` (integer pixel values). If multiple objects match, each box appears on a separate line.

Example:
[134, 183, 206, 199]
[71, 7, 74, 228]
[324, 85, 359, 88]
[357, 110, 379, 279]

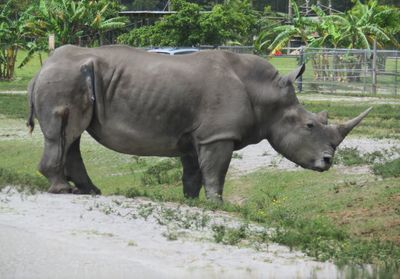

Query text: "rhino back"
[38, 46, 258, 155]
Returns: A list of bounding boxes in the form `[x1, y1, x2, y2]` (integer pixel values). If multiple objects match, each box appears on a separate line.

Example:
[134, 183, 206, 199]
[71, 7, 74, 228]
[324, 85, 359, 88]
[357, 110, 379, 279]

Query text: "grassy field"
[1, 51, 400, 273]
[0, 92, 400, 273]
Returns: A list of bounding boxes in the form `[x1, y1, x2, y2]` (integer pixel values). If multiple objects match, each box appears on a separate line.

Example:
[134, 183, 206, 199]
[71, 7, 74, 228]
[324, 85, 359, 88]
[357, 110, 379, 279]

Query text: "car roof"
[147, 48, 199, 55]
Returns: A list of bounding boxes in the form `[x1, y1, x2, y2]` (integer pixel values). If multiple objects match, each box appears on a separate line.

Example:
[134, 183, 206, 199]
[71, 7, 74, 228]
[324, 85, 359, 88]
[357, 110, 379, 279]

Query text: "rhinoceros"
[27, 45, 371, 201]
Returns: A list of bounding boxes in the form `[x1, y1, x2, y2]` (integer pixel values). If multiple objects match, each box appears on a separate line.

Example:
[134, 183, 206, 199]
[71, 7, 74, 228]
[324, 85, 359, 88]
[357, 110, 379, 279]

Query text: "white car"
[147, 47, 199, 55]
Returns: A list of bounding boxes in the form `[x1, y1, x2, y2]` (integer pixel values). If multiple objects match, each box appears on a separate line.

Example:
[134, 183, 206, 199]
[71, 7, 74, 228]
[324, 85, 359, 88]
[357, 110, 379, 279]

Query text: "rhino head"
[267, 64, 372, 172]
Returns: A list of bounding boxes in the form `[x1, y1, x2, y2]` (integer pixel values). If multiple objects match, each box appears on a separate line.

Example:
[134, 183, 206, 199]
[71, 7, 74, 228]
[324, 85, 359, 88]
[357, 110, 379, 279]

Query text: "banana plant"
[0, 0, 32, 80]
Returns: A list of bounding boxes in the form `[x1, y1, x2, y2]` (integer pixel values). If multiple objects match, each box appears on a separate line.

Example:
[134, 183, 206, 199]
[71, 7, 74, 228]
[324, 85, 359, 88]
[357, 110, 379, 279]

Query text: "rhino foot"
[48, 183, 74, 194]
[74, 184, 102, 195]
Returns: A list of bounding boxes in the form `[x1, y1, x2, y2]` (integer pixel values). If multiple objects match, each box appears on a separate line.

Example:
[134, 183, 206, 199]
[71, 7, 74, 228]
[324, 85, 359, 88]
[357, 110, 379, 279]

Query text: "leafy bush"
[117, 0, 256, 47]
[141, 159, 182, 186]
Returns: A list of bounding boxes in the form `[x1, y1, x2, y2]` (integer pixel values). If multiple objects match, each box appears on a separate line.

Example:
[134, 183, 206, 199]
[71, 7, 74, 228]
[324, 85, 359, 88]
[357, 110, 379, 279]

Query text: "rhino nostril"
[323, 155, 332, 165]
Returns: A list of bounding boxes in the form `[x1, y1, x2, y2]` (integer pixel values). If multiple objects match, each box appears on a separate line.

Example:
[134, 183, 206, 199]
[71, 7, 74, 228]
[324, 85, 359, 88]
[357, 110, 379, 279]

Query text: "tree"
[0, 0, 32, 80]
[329, 0, 399, 50]
[200, 0, 256, 45]
[118, 0, 257, 47]
[255, 1, 316, 53]
[27, 0, 126, 46]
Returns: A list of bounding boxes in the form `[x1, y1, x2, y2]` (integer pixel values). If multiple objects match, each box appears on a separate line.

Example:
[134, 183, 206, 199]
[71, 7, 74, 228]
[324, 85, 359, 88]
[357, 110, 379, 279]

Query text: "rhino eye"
[306, 122, 314, 129]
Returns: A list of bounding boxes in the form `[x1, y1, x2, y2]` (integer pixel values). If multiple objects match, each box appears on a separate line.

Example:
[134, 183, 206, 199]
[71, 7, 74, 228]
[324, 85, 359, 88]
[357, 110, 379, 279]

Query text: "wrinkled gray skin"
[27, 45, 371, 201]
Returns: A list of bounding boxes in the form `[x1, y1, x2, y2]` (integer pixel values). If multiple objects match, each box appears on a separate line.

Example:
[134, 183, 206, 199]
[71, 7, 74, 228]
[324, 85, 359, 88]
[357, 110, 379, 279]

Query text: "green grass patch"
[334, 147, 388, 166]
[0, 167, 47, 193]
[0, 94, 28, 119]
[302, 101, 400, 139]
[373, 158, 400, 178]
[224, 169, 400, 266]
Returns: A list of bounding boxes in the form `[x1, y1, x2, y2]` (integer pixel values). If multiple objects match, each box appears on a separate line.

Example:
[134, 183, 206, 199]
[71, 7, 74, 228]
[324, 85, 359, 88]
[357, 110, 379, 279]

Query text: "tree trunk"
[5, 47, 18, 80]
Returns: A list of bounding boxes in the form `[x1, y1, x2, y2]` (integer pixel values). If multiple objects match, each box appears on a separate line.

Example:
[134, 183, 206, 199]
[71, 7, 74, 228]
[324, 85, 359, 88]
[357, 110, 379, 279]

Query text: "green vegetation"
[373, 158, 400, 178]
[118, 0, 257, 47]
[257, 0, 399, 53]
[302, 101, 400, 139]
[0, 50, 47, 91]
[0, 0, 125, 81]
[0, 92, 399, 270]
[226, 170, 400, 266]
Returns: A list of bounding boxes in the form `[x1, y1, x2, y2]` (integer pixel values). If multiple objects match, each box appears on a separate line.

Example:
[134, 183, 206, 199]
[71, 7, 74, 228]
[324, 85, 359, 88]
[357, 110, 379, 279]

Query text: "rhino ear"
[287, 63, 305, 83]
[317, 111, 328, 125]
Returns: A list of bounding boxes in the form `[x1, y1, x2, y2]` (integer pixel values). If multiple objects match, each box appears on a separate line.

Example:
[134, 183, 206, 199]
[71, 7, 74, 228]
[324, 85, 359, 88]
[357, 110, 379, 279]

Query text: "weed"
[127, 240, 137, 246]
[0, 167, 47, 193]
[162, 228, 178, 241]
[211, 223, 249, 245]
[334, 147, 365, 166]
[125, 187, 143, 198]
[141, 159, 182, 186]
[373, 158, 400, 178]
[224, 224, 248, 245]
[137, 203, 154, 220]
[212, 224, 226, 243]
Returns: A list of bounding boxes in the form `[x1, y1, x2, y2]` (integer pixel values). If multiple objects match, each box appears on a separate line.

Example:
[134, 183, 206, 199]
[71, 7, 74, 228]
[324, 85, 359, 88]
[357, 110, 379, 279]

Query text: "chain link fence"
[200, 45, 400, 96]
[295, 47, 399, 96]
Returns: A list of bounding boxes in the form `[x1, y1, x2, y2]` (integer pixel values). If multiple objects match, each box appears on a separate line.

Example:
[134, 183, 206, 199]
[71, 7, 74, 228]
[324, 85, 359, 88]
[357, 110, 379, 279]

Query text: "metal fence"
[199, 45, 254, 54]
[200, 46, 400, 96]
[294, 47, 399, 96]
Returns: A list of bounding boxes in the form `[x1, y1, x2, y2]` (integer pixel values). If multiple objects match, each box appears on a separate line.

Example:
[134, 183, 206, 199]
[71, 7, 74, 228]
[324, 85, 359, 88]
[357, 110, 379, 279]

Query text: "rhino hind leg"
[39, 138, 75, 194]
[181, 153, 203, 198]
[197, 141, 234, 202]
[37, 99, 93, 194]
[64, 137, 101, 195]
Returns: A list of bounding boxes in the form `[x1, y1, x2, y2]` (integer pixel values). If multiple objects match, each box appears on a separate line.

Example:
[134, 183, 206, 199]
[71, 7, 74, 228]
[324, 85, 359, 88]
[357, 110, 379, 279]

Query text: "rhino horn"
[337, 107, 373, 139]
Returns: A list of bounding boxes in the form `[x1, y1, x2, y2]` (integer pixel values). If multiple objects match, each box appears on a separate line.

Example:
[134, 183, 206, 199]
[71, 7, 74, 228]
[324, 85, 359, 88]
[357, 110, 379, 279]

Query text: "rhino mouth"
[310, 153, 333, 172]
[311, 166, 328, 172]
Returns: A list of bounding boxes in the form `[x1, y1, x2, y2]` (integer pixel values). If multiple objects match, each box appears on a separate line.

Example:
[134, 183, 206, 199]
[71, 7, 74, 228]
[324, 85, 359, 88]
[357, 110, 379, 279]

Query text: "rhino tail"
[27, 76, 37, 134]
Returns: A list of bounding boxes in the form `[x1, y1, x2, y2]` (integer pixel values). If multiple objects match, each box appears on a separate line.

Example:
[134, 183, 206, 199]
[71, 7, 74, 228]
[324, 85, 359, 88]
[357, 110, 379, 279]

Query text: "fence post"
[395, 50, 398, 96]
[287, 0, 292, 55]
[298, 46, 304, 93]
[372, 39, 377, 95]
[48, 34, 55, 51]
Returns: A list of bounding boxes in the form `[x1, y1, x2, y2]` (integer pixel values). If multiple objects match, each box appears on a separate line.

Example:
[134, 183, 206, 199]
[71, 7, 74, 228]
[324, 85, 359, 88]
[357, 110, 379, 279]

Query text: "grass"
[302, 101, 400, 139]
[0, 119, 399, 269]
[1, 79, 400, 272]
[225, 169, 400, 266]
[373, 159, 400, 178]
[0, 94, 29, 118]
[0, 51, 47, 91]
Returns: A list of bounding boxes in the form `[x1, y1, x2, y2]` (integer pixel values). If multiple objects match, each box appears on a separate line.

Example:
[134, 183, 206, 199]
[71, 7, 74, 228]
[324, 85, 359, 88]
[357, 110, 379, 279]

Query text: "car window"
[174, 51, 197, 55]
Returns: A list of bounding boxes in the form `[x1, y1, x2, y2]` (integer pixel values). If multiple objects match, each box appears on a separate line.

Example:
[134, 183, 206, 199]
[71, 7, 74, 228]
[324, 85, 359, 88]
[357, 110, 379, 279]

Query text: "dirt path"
[0, 187, 347, 279]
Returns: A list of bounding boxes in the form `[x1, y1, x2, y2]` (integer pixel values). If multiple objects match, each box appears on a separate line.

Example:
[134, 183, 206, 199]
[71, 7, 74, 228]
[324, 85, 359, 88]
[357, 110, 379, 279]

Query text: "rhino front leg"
[64, 137, 101, 195]
[197, 141, 234, 202]
[181, 153, 202, 198]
